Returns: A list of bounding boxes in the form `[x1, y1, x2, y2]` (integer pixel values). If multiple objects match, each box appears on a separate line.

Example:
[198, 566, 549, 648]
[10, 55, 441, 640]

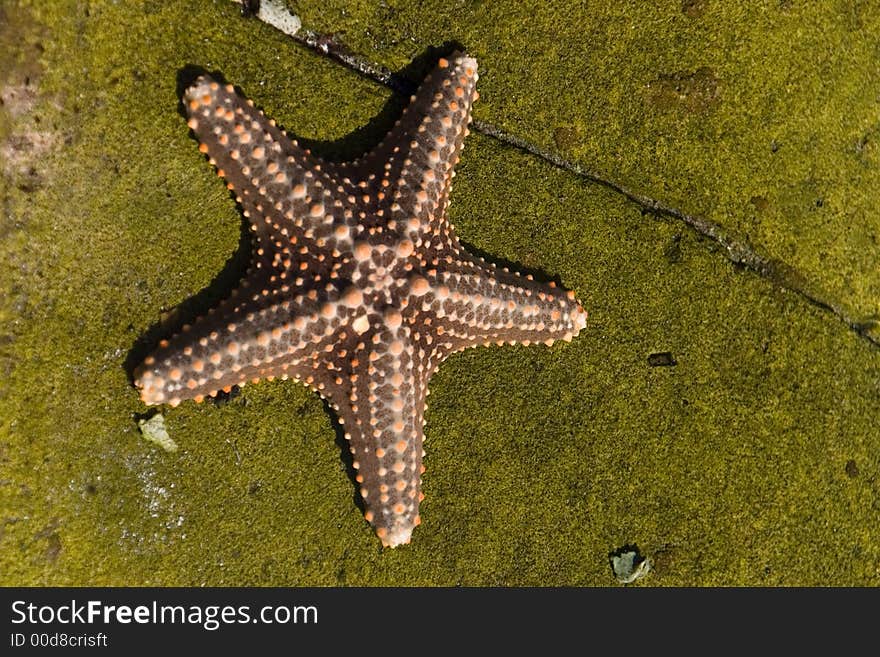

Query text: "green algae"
[0, 0, 878, 586]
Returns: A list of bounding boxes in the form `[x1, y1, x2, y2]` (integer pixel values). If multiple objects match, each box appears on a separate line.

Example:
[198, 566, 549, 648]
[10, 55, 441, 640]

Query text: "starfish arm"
[183, 75, 352, 253]
[345, 53, 478, 226]
[134, 277, 367, 406]
[417, 254, 588, 359]
[333, 325, 428, 548]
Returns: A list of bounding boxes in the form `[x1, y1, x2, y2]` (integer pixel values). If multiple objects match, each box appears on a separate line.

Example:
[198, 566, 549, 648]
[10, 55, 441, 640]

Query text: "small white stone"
[137, 414, 178, 453]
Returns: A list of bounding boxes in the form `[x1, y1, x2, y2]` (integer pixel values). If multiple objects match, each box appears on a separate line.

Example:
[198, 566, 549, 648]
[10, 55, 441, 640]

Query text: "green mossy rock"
[1, 0, 878, 585]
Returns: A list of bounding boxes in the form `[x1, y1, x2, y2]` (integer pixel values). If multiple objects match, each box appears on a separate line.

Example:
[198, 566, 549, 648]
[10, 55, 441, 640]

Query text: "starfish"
[134, 52, 587, 547]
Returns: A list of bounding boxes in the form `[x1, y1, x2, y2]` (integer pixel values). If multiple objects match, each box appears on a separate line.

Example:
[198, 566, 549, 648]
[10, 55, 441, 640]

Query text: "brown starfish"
[134, 53, 587, 547]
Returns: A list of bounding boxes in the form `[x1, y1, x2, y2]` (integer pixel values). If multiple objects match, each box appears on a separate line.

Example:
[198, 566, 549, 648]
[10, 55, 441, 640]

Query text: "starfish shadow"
[123, 216, 253, 390]
[282, 41, 468, 163]
[459, 239, 568, 289]
[320, 401, 364, 516]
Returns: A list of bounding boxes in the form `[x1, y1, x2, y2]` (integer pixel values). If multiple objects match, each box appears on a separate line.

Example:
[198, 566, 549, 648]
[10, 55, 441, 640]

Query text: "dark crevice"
[473, 121, 880, 350]
[237, 4, 879, 350]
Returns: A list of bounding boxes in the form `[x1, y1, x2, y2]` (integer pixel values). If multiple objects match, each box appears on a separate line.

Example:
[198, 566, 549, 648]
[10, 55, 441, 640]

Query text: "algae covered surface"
[0, 0, 878, 585]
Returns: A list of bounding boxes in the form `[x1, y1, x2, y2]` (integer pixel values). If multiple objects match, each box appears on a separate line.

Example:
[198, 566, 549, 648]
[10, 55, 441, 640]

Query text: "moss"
[0, 0, 879, 586]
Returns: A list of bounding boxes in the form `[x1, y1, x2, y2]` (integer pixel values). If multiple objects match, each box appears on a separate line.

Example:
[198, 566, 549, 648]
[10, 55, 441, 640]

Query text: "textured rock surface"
[1, 0, 878, 585]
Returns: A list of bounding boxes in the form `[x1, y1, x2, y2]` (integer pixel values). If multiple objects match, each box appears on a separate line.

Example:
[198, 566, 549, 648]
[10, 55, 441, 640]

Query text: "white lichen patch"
[119, 455, 187, 555]
[137, 413, 178, 452]
[0, 78, 42, 119]
[0, 82, 58, 186]
[229, 0, 301, 37]
[611, 549, 652, 584]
